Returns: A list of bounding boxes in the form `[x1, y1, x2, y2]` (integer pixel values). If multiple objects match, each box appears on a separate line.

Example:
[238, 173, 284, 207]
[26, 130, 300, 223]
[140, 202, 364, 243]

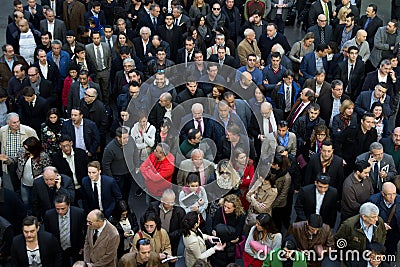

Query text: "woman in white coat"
[131, 113, 156, 162]
[182, 211, 225, 267]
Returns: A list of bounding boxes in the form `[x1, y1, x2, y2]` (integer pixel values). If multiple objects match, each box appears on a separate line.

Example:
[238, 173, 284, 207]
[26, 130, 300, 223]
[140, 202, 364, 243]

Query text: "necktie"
[347, 64, 354, 93]
[93, 229, 98, 245]
[175, 19, 178, 26]
[285, 87, 291, 111]
[186, 52, 191, 67]
[60, 216, 69, 250]
[107, 39, 112, 50]
[323, 3, 329, 23]
[29, 102, 33, 109]
[93, 182, 100, 209]
[289, 102, 304, 126]
[196, 118, 202, 134]
[320, 28, 325, 44]
[153, 17, 157, 28]
[374, 162, 379, 185]
[364, 18, 371, 30]
[96, 46, 103, 71]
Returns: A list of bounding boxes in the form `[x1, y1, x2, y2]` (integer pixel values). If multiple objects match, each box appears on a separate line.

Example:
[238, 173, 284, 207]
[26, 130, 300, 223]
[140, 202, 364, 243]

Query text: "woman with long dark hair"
[371, 101, 389, 141]
[182, 211, 225, 267]
[0, 136, 51, 209]
[41, 108, 64, 155]
[110, 200, 139, 259]
[270, 153, 291, 231]
[155, 117, 179, 156]
[243, 213, 282, 267]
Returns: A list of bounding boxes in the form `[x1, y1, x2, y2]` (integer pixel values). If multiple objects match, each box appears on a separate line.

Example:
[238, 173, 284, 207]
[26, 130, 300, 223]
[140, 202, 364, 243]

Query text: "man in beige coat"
[0, 112, 37, 192]
[84, 209, 120, 267]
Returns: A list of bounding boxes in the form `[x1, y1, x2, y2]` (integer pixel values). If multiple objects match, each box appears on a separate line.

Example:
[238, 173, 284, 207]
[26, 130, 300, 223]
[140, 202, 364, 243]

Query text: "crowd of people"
[1, 0, 400, 266]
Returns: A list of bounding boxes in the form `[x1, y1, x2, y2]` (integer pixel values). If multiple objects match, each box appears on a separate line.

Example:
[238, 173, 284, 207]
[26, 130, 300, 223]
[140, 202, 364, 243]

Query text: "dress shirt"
[47, 21, 55, 38]
[63, 149, 79, 188]
[360, 218, 374, 242]
[39, 62, 49, 79]
[315, 188, 325, 214]
[92, 177, 103, 211]
[74, 119, 87, 152]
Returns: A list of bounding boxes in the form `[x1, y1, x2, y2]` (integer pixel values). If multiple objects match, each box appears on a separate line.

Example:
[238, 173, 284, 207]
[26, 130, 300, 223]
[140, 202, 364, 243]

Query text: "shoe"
[135, 189, 143, 197]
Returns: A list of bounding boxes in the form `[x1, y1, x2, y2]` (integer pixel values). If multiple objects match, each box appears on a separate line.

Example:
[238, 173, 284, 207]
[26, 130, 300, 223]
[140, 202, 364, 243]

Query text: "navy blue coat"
[299, 51, 328, 85]
[61, 118, 100, 155]
[81, 175, 122, 218]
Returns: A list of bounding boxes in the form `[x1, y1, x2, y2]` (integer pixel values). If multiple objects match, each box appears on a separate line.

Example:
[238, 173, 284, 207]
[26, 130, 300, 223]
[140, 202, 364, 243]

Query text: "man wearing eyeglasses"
[355, 142, 397, 193]
[67, 70, 101, 115]
[368, 182, 400, 255]
[119, 238, 161, 267]
[84, 209, 119, 267]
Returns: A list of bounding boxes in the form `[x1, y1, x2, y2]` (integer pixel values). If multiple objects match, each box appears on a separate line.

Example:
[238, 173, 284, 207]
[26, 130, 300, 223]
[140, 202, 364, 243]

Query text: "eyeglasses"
[220, 171, 231, 175]
[213, 7, 221, 10]
[162, 200, 175, 205]
[87, 220, 97, 225]
[28, 73, 38, 77]
[137, 238, 151, 246]
[383, 192, 396, 197]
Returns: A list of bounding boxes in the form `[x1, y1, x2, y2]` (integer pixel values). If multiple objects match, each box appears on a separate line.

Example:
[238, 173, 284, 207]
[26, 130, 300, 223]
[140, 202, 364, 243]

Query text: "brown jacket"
[84, 220, 120, 267]
[237, 39, 262, 66]
[287, 221, 335, 251]
[246, 178, 278, 215]
[62, 0, 86, 34]
[271, 172, 291, 208]
[118, 251, 161, 267]
[0, 54, 28, 89]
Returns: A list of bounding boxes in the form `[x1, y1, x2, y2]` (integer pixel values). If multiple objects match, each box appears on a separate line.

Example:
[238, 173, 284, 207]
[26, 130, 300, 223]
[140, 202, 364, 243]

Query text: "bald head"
[382, 182, 397, 205]
[356, 29, 367, 43]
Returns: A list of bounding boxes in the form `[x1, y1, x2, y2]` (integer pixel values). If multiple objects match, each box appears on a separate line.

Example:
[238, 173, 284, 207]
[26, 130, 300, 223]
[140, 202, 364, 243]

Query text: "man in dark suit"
[136, 4, 164, 36]
[335, 46, 365, 101]
[172, 5, 190, 33]
[355, 142, 397, 192]
[148, 92, 183, 132]
[380, 127, 400, 172]
[115, 18, 136, 42]
[358, 4, 383, 50]
[20, 86, 48, 136]
[158, 13, 183, 63]
[304, 140, 344, 193]
[32, 166, 75, 223]
[132, 27, 152, 63]
[62, 30, 85, 58]
[208, 45, 239, 84]
[303, 70, 331, 99]
[52, 134, 89, 204]
[180, 103, 210, 143]
[40, 8, 67, 43]
[362, 59, 397, 104]
[11, 216, 62, 266]
[287, 88, 316, 127]
[24, 0, 44, 29]
[100, 25, 117, 52]
[44, 194, 86, 267]
[295, 174, 338, 229]
[27, 65, 58, 107]
[308, 0, 333, 26]
[81, 161, 122, 218]
[84, 209, 119, 267]
[85, 31, 112, 105]
[41, 0, 64, 19]
[67, 70, 101, 114]
[332, 13, 359, 49]
[299, 43, 329, 86]
[61, 108, 101, 159]
[307, 14, 333, 46]
[0, 177, 26, 236]
[355, 82, 392, 119]
[83, 1, 106, 28]
[368, 182, 400, 255]
[176, 36, 196, 66]
[334, 112, 378, 175]
[317, 80, 350, 127]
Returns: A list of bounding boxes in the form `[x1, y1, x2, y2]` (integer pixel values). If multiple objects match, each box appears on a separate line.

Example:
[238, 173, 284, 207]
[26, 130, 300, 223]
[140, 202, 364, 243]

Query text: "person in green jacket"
[262, 235, 307, 267]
